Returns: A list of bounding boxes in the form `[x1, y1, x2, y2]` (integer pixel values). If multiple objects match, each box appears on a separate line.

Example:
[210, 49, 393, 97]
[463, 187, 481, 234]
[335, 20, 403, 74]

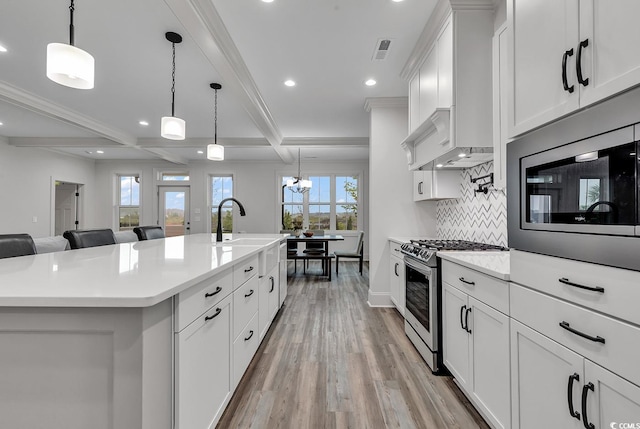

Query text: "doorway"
[158, 186, 190, 237]
[54, 182, 81, 235]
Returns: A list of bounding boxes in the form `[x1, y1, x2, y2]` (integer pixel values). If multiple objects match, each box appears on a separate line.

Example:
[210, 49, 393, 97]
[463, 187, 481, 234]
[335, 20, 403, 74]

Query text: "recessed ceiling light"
[436, 164, 443, 168]
[197, 150, 204, 154]
[391, 0, 405, 2]
[262, 0, 274, 3]
[458, 153, 467, 158]
[0, 122, 3, 126]
[96, 150, 104, 154]
[284, 80, 296, 87]
[139, 120, 149, 126]
[365, 79, 377, 86]
[0, 44, 7, 53]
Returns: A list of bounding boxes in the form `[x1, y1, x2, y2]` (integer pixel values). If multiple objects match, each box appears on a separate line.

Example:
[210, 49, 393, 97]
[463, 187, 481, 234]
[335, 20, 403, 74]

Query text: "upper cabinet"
[508, 0, 640, 138]
[401, 1, 494, 171]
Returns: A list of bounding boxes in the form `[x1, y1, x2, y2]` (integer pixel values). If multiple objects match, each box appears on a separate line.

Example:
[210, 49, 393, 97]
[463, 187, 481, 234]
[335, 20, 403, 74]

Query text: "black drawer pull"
[205, 286, 222, 298]
[465, 308, 472, 334]
[244, 266, 254, 273]
[559, 321, 605, 344]
[394, 262, 399, 277]
[581, 382, 595, 429]
[577, 39, 589, 87]
[269, 276, 275, 293]
[567, 373, 581, 420]
[559, 278, 604, 293]
[460, 305, 467, 331]
[204, 307, 222, 321]
[244, 289, 255, 298]
[244, 330, 254, 341]
[459, 277, 475, 285]
[562, 48, 575, 93]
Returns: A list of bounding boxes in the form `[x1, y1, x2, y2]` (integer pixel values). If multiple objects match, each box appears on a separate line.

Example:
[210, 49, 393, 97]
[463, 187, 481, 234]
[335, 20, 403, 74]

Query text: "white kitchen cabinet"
[259, 266, 280, 340]
[442, 261, 511, 429]
[389, 241, 405, 316]
[492, 23, 508, 190]
[508, 0, 640, 137]
[419, 47, 438, 126]
[175, 294, 232, 429]
[409, 72, 421, 134]
[413, 169, 460, 201]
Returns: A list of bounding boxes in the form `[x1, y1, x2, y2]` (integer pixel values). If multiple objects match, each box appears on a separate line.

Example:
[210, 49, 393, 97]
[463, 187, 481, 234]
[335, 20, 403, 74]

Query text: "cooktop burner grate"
[409, 239, 507, 252]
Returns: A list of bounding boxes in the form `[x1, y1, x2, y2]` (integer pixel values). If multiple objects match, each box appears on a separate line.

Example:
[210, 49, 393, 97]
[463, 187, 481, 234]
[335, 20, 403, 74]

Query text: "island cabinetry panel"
[442, 260, 510, 429]
[259, 265, 280, 340]
[175, 295, 232, 429]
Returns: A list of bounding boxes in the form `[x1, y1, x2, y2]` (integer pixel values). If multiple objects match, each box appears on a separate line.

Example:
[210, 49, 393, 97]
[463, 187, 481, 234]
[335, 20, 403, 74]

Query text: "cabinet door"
[508, 0, 580, 137]
[510, 319, 583, 429]
[443, 283, 470, 388]
[469, 297, 511, 429]
[279, 259, 287, 306]
[389, 254, 405, 316]
[583, 360, 640, 429]
[175, 295, 232, 429]
[579, 0, 640, 108]
[437, 17, 453, 108]
[419, 47, 438, 125]
[413, 171, 432, 201]
[259, 275, 270, 340]
[268, 269, 279, 320]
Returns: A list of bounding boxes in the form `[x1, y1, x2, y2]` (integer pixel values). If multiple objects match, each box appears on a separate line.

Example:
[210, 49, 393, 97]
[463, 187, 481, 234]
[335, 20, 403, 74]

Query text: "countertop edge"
[437, 251, 511, 281]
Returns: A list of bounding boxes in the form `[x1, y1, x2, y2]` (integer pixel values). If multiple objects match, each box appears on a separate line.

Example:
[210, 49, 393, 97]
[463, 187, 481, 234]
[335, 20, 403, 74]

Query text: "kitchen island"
[0, 233, 287, 429]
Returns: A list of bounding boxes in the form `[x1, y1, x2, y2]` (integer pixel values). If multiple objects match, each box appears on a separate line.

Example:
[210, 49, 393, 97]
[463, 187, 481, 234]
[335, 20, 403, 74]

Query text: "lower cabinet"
[443, 282, 510, 429]
[510, 319, 640, 429]
[389, 249, 405, 315]
[175, 294, 232, 429]
[233, 311, 260, 387]
[259, 266, 280, 340]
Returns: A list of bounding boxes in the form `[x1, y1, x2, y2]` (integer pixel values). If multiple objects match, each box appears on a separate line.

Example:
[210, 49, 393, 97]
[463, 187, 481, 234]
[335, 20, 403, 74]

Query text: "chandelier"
[286, 148, 312, 193]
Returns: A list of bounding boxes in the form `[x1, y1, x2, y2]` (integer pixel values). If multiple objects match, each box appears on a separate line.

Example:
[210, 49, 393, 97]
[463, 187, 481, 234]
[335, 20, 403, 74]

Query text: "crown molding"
[281, 137, 369, 147]
[164, 0, 294, 164]
[364, 97, 408, 112]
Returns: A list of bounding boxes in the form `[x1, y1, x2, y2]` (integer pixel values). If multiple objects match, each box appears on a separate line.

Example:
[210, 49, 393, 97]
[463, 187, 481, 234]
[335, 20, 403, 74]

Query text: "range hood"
[401, 108, 493, 170]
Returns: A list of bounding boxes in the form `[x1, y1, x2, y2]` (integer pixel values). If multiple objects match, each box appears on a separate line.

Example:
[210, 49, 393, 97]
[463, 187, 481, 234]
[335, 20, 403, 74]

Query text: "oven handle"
[404, 257, 433, 277]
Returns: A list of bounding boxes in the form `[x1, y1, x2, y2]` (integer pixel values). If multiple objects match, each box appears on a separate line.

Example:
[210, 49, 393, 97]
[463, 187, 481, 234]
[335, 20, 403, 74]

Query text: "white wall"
[0, 141, 97, 237]
[94, 158, 369, 256]
[367, 101, 437, 306]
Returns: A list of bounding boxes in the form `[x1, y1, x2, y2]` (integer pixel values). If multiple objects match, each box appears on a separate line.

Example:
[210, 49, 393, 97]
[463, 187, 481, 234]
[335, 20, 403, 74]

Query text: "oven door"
[404, 256, 437, 352]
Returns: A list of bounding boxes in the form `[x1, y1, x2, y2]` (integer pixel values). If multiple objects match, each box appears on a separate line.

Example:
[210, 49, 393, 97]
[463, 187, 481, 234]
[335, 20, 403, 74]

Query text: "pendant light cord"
[214, 87, 218, 145]
[69, 0, 75, 46]
[171, 42, 176, 117]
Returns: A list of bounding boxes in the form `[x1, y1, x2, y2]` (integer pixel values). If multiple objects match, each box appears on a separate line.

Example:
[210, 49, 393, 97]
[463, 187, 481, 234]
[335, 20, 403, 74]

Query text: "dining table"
[286, 234, 344, 280]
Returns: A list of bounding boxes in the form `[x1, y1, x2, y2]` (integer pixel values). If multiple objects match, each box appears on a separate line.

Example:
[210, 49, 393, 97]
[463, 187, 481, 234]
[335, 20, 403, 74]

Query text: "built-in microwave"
[508, 121, 640, 272]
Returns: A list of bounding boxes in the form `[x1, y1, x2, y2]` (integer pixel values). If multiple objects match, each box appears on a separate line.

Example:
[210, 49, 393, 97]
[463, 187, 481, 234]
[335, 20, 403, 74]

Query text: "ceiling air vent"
[372, 38, 392, 61]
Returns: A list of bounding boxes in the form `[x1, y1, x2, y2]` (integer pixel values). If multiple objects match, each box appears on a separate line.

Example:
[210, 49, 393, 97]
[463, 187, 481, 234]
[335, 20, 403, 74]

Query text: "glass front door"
[159, 186, 190, 237]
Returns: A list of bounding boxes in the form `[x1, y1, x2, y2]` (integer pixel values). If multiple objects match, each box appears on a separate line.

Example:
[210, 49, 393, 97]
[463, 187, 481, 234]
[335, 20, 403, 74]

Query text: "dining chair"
[133, 226, 165, 241]
[303, 229, 326, 272]
[334, 231, 364, 275]
[0, 233, 37, 259]
[63, 229, 117, 250]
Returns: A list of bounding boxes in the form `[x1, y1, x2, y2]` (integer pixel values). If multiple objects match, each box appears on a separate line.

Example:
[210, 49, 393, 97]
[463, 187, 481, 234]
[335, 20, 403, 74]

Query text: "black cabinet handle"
[204, 307, 222, 321]
[244, 330, 254, 341]
[459, 277, 475, 286]
[577, 39, 589, 86]
[460, 305, 467, 331]
[559, 321, 605, 344]
[394, 262, 399, 277]
[269, 276, 275, 293]
[418, 181, 423, 195]
[559, 278, 604, 293]
[562, 48, 575, 93]
[465, 308, 472, 334]
[205, 286, 222, 298]
[581, 382, 595, 429]
[244, 266, 254, 273]
[244, 289, 255, 298]
[567, 373, 581, 420]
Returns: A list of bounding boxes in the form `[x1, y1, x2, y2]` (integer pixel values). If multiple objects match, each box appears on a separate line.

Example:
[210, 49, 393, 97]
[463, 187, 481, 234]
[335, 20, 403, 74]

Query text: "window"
[118, 175, 140, 231]
[280, 173, 360, 231]
[161, 172, 189, 181]
[211, 175, 234, 233]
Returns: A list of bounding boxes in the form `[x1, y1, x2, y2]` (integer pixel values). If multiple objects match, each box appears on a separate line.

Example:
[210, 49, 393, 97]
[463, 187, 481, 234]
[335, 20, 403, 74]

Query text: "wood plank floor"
[217, 261, 490, 429]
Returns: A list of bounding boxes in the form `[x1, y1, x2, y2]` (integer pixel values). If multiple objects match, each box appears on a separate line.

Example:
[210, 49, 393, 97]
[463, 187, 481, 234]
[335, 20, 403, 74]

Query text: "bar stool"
[133, 226, 165, 241]
[63, 229, 116, 250]
[0, 234, 37, 259]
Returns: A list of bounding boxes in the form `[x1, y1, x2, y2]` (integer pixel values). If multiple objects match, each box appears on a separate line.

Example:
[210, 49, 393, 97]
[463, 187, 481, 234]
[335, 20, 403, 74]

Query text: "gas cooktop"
[400, 239, 507, 265]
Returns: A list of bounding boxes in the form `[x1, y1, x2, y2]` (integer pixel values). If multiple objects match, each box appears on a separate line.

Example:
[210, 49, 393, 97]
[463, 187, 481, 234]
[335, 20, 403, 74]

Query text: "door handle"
[269, 276, 275, 293]
[394, 262, 399, 277]
[567, 373, 581, 420]
[464, 308, 472, 334]
[460, 305, 467, 331]
[581, 382, 595, 429]
[577, 39, 589, 86]
[418, 181, 423, 194]
[562, 48, 575, 93]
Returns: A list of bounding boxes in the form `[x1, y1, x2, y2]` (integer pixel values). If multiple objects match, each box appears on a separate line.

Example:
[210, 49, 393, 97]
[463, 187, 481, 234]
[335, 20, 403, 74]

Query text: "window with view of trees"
[211, 175, 234, 233]
[280, 174, 359, 231]
[118, 175, 140, 231]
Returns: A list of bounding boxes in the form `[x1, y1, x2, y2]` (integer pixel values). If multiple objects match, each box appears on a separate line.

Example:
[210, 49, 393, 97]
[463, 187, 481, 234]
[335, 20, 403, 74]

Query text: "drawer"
[233, 255, 259, 288]
[233, 311, 259, 388]
[389, 240, 403, 257]
[511, 283, 640, 387]
[510, 250, 640, 326]
[441, 260, 509, 314]
[233, 274, 259, 340]
[174, 268, 233, 332]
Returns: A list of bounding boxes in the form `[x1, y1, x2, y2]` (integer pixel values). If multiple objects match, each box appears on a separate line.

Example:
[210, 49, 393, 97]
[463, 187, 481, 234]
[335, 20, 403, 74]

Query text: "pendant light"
[207, 83, 224, 161]
[161, 32, 186, 140]
[46, 0, 95, 89]
[286, 148, 312, 193]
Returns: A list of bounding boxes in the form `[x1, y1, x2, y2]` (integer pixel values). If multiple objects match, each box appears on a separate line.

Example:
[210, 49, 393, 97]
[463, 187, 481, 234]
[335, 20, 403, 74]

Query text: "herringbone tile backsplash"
[436, 161, 508, 247]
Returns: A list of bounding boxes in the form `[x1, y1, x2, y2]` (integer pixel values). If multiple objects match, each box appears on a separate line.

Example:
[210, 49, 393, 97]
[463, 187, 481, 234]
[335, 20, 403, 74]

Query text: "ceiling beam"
[143, 148, 189, 165]
[282, 137, 369, 147]
[137, 137, 271, 148]
[164, 0, 295, 164]
[9, 137, 120, 147]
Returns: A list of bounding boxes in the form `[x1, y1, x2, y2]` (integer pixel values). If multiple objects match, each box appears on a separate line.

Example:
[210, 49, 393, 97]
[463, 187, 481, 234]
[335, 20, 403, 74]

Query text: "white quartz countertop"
[0, 233, 286, 308]
[437, 251, 510, 280]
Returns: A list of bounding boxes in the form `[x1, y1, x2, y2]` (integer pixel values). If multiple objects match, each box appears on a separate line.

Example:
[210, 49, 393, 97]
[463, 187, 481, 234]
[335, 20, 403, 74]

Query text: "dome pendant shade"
[161, 116, 186, 140]
[207, 144, 224, 161]
[46, 43, 94, 89]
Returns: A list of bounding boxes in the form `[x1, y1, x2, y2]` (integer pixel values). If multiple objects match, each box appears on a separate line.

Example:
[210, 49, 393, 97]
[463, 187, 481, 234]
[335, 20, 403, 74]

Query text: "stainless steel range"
[400, 239, 507, 372]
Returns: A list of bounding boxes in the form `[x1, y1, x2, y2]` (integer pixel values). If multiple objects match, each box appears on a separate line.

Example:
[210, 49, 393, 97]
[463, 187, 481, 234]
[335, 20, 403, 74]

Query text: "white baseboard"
[367, 290, 393, 307]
